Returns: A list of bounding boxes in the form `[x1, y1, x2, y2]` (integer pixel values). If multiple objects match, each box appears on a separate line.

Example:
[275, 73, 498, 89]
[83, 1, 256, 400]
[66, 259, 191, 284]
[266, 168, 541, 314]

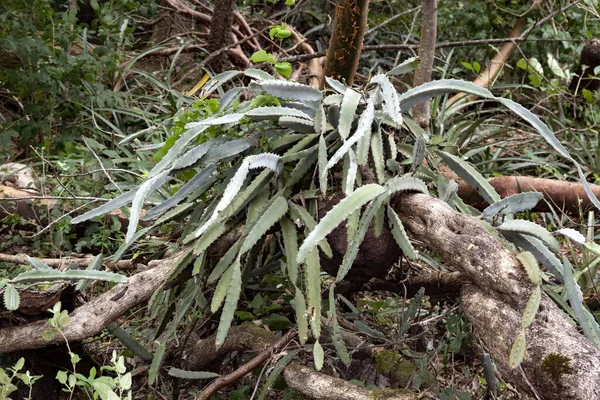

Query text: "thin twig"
[0, 253, 136, 269]
[196, 330, 297, 400]
[83, 137, 122, 194]
[365, 5, 422, 35]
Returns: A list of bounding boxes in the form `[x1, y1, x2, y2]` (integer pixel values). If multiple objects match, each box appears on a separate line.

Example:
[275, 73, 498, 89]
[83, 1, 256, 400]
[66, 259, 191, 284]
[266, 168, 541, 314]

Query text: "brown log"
[457, 175, 600, 214]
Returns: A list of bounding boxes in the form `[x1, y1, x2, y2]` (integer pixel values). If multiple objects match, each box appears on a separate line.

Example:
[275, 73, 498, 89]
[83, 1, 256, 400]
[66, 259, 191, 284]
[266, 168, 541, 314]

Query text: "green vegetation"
[1, 0, 600, 399]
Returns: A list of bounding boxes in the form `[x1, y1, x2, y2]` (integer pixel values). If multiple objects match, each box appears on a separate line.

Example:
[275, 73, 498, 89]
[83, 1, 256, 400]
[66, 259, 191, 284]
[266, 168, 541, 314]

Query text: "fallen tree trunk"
[456, 175, 600, 214]
[394, 193, 600, 399]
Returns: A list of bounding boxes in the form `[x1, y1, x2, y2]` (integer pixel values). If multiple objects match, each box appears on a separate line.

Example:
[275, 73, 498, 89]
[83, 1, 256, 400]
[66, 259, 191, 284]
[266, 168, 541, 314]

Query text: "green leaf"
[318, 135, 328, 195]
[295, 287, 308, 344]
[497, 220, 560, 253]
[502, 232, 563, 280]
[517, 252, 541, 286]
[313, 341, 324, 371]
[168, 368, 220, 380]
[327, 99, 375, 168]
[216, 261, 242, 348]
[11, 269, 127, 284]
[239, 196, 289, 255]
[250, 50, 277, 64]
[386, 175, 428, 194]
[149, 342, 166, 385]
[281, 217, 299, 285]
[370, 74, 402, 124]
[246, 106, 311, 121]
[388, 206, 418, 260]
[329, 287, 350, 366]
[211, 264, 235, 313]
[387, 56, 420, 76]
[563, 258, 600, 347]
[337, 193, 389, 282]
[26, 256, 51, 270]
[306, 249, 321, 339]
[258, 349, 300, 400]
[288, 202, 333, 258]
[106, 323, 153, 361]
[75, 254, 104, 291]
[371, 127, 385, 183]
[257, 80, 321, 102]
[482, 192, 543, 219]
[521, 286, 541, 329]
[509, 330, 526, 369]
[398, 79, 494, 112]
[338, 88, 361, 140]
[439, 151, 500, 204]
[3, 284, 20, 310]
[297, 184, 387, 263]
[275, 62, 292, 78]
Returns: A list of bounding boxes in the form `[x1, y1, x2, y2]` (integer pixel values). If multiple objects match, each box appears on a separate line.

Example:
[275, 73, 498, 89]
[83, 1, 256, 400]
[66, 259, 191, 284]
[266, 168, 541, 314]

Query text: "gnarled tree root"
[395, 193, 600, 399]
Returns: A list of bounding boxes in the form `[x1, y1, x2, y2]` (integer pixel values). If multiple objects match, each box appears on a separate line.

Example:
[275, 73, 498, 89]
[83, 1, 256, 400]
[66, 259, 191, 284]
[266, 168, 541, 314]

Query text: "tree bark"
[323, 0, 370, 87]
[207, 0, 236, 71]
[411, 0, 438, 129]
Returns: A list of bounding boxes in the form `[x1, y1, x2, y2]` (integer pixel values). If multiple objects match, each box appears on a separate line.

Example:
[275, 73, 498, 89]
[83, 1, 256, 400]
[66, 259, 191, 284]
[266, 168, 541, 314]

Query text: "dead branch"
[0, 249, 182, 354]
[394, 192, 600, 399]
[0, 253, 139, 271]
[288, 26, 323, 88]
[196, 330, 297, 400]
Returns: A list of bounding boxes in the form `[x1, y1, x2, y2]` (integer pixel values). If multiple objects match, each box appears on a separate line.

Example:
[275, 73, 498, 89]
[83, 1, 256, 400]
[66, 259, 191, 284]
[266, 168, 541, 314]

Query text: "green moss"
[369, 388, 414, 399]
[374, 350, 416, 387]
[541, 353, 573, 381]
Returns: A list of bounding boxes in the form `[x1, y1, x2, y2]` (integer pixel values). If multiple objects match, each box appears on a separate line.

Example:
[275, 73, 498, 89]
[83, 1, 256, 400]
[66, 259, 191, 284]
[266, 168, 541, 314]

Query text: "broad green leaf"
[201, 70, 243, 96]
[482, 192, 543, 219]
[412, 136, 426, 171]
[306, 249, 321, 339]
[191, 222, 229, 253]
[71, 189, 137, 224]
[211, 264, 235, 313]
[547, 53, 565, 79]
[145, 165, 216, 220]
[172, 139, 220, 170]
[75, 254, 104, 291]
[3, 284, 19, 310]
[106, 323, 153, 361]
[167, 368, 220, 380]
[370, 74, 402, 125]
[556, 228, 586, 244]
[386, 175, 428, 194]
[398, 79, 494, 112]
[325, 77, 347, 94]
[387, 56, 420, 76]
[318, 135, 328, 195]
[149, 342, 166, 385]
[297, 184, 387, 263]
[26, 255, 51, 270]
[563, 258, 600, 347]
[504, 232, 563, 281]
[338, 88, 361, 140]
[497, 220, 560, 253]
[313, 341, 324, 371]
[509, 330, 526, 369]
[343, 150, 358, 195]
[337, 193, 389, 282]
[371, 126, 385, 183]
[246, 106, 312, 121]
[239, 196, 288, 255]
[517, 252, 541, 286]
[295, 287, 308, 344]
[126, 169, 171, 244]
[11, 269, 127, 284]
[288, 202, 333, 258]
[216, 261, 242, 348]
[329, 287, 350, 366]
[521, 287, 541, 329]
[208, 240, 242, 284]
[281, 217, 299, 285]
[388, 206, 418, 260]
[147, 125, 209, 178]
[257, 80, 322, 102]
[327, 99, 375, 169]
[439, 151, 500, 204]
[201, 139, 252, 165]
